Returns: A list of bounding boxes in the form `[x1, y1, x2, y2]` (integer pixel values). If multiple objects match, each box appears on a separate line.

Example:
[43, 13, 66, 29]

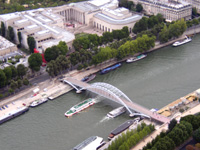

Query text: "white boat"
[107, 106, 126, 118]
[30, 98, 48, 107]
[126, 54, 147, 63]
[172, 36, 192, 47]
[73, 136, 105, 150]
[48, 96, 54, 100]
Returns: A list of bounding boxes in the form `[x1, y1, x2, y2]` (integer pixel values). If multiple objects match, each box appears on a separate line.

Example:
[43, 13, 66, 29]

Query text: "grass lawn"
[75, 33, 89, 39]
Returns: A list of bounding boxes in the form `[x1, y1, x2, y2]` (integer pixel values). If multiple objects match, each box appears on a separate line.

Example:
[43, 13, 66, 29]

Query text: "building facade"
[131, 0, 192, 21]
[0, 36, 17, 56]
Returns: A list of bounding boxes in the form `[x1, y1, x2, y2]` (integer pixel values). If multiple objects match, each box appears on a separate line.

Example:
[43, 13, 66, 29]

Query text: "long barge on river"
[0, 106, 29, 125]
[100, 63, 121, 74]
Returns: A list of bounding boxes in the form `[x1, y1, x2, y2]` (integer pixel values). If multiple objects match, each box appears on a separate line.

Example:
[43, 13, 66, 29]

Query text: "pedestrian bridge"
[64, 77, 170, 124]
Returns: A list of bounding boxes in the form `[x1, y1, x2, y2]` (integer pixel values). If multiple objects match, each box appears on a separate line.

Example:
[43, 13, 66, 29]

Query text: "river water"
[1, 34, 200, 150]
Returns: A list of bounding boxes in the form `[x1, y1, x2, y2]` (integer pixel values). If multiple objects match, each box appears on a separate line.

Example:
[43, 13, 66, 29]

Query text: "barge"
[126, 54, 147, 63]
[30, 98, 48, 107]
[107, 106, 126, 118]
[0, 106, 29, 125]
[100, 63, 121, 74]
[81, 74, 96, 82]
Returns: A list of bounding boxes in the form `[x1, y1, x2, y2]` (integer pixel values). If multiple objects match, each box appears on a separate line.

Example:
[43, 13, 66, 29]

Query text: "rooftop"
[94, 13, 142, 24]
[0, 36, 16, 51]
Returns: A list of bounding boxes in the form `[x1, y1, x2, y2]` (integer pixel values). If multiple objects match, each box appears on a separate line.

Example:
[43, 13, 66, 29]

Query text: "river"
[1, 34, 200, 150]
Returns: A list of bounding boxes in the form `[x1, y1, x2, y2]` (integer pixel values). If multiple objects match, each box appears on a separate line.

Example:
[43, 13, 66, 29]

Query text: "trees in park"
[27, 36, 36, 53]
[193, 128, 200, 142]
[7, 26, 15, 41]
[28, 53, 42, 72]
[1, 21, 5, 37]
[57, 41, 69, 55]
[17, 64, 27, 78]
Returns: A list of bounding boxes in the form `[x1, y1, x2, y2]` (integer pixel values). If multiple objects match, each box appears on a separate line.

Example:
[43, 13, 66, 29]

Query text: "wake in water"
[95, 116, 111, 127]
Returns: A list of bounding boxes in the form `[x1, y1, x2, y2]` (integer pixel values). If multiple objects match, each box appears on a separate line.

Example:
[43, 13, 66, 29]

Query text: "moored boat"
[0, 106, 29, 125]
[73, 136, 105, 150]
[81, 74, 96, 82]
[126, 54, 147, 63]
[172, 36, 192, 47]
[100, 63, 121, 74]
[108, 120, 134, 140]
[107, 106, 126, 118]
[30, 98, 48, 107]
[48, 96, 54, 100]
[65, 98, 95, 117]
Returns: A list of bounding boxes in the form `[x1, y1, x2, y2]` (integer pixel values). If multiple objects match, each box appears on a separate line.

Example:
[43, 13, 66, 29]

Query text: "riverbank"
[0, 27, 199, 121]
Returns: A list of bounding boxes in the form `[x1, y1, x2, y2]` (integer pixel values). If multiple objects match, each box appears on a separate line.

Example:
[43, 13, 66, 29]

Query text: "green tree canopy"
[27, 36, 36, 53]
[7, 26, 15, 41]
[44, 46, 59, 62]
[17, 64, 27, 78]
[3, 66, 12, 83]
[1, 21, 5, 37]
[57, 41, 68, 55]
[0, 69, 6, 88]
[136, 3, 143, 12]
[28, 53, 42, 72]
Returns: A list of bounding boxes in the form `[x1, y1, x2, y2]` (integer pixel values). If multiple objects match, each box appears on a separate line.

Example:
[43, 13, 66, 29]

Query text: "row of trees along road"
[105, 123, 155, 150]
[0, 64, 29, 98]
[119, 0, 143, 12]
[143, 113, 200, 150]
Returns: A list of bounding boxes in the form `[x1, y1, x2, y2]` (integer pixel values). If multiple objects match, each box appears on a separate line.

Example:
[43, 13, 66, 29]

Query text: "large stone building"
[131, 0, 192, 21]
[0, 36, 17, 56]
[0, 8, 75, 52]
[0, 0, 142, 52]
[52, 0, 142, 33]
[182, 0, 200, 13]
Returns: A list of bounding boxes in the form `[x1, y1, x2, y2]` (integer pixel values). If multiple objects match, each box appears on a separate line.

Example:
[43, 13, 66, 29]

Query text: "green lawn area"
[75, 33, 89, 39]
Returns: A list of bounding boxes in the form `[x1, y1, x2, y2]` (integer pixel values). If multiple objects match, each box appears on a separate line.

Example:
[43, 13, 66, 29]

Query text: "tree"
[136, 3, 143, 12]
[55, 55, 70, 74]
[193, 128, 200, 142]
[57, 41, 68, 55]
[23, 78, 29, 85]
[10, 80, 18, 91]
[0, 69, 6, 88]
[3, 67, 12, 84]
[17, 64, 27, 78]
[28, 53, 42, 72]
[10, 65, 17, 79]
[44, 46, 59, 62]
[27, 36, 36, 53]
[1, 21, 5, 37]
[46, 60, 59, 77]
[192, 7, 198, 16]
[7, 26, 15, 41]
[17, 32, 22, 46]
[17, 79, 22, 89]
[168, 119, 177, 131]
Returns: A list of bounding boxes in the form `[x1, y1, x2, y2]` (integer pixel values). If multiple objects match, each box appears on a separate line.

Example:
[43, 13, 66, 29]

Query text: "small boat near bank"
[0, 106, 29, 125]
[73, 136, 105, 150]
[172, 36, 192, 47]
[126, 54, 147, 63]
[65, 98, 95, 117]
[81, 74, 96, 82]
[30, 98, 48, 107]
[107, 106, 126, 118]
[100, 63, 121, 74]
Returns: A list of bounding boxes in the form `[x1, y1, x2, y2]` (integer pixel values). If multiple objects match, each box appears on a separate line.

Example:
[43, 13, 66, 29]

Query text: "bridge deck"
[65, 77, 170, 124]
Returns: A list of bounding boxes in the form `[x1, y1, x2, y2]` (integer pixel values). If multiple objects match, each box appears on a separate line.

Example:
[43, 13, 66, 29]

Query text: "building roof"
[0, 36, 16, 51]
[94, 13, 142, 24]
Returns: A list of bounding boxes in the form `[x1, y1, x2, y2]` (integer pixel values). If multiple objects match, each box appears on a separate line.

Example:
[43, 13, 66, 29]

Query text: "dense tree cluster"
[143, 120, 193, 150]
[72, 27, 129, 51]
[132, 14, 164, 34]
[28, 53, 42, 72]
[180, 114, 200, 130]
[0, 64, 29, 97]
[44, 41, 69, 62]
[117, 34, 156, 60]
[105, 123, 155, 150]
[46, 55, 70, 77]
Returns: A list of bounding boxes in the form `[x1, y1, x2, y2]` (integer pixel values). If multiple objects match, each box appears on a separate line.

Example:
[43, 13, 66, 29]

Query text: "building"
[0, 8, 75, 52]
[182, 0, 200, 13]
[0, 36, 17, 56]
[52, 0, 142, 33]
[0, 0, 142, 52]
[131, 0, 192, 21]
